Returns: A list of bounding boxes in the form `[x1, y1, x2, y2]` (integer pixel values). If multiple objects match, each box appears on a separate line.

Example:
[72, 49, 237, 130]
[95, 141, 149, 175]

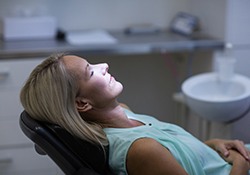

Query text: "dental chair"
[19, 110, 112, 175]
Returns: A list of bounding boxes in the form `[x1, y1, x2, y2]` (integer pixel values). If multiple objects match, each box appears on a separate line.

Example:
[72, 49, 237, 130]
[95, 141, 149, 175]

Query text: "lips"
[109, 74, 113, 83]
[110, 76, 114, 83]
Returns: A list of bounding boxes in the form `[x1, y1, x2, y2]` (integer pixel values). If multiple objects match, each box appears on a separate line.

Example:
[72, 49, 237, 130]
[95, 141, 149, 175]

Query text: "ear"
[75, 97, 92, 112]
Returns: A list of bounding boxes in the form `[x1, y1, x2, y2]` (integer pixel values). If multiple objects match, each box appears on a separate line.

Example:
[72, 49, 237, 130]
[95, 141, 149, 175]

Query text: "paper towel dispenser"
[2, 16, 57, 40]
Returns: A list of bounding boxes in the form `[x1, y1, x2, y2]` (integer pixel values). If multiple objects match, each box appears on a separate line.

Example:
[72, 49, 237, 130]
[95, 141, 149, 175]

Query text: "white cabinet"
[0, 58, 63, 175]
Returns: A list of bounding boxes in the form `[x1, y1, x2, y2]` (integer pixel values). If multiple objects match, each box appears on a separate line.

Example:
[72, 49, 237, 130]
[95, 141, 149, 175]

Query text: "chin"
[115, 82, 123, 96]
[118, 82, 123, 91]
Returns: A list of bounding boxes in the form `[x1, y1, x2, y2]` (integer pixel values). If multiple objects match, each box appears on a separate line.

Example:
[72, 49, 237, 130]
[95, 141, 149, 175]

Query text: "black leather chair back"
[19, 110, 112, 175]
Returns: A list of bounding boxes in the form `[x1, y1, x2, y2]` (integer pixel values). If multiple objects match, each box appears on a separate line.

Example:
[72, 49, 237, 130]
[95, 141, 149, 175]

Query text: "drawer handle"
[0, 68, 10, 80]
[0, 157, 12, 164]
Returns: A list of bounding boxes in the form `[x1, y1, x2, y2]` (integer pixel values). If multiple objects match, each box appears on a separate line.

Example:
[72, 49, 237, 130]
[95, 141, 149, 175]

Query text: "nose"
[101, 63, 109, 75]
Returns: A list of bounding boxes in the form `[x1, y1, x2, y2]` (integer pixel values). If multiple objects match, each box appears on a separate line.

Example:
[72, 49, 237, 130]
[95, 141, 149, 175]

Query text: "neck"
[83, 101, 139, 128]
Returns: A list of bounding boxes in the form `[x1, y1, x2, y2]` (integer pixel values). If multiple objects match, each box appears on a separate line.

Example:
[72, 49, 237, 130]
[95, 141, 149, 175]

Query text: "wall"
[189, 0, 227, 39]
[0, 0, 190, 33]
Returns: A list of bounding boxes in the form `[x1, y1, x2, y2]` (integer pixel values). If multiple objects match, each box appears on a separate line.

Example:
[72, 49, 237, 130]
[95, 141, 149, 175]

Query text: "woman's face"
[63, 55, 123, 109]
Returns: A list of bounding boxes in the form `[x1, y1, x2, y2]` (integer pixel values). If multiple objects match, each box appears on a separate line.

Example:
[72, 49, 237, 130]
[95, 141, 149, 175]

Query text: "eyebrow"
[85, 63, 90, 79]
[85, 63, 89, 71]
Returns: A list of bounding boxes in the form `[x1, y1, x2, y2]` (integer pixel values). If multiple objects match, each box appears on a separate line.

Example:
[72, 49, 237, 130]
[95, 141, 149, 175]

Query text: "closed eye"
[90, 71, 94, 77]
[86, 63, 94, 77]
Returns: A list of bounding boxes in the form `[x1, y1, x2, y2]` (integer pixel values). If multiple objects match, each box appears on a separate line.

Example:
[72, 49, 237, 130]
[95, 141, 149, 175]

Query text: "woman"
[20, 53, 250, 175]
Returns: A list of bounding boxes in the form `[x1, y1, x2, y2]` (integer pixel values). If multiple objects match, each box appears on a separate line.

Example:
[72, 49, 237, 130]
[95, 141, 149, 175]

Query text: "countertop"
[0, 30, 224, 59]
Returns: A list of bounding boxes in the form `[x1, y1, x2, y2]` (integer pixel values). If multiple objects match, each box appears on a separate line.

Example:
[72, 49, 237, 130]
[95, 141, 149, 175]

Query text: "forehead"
[63, 55, 88, 70]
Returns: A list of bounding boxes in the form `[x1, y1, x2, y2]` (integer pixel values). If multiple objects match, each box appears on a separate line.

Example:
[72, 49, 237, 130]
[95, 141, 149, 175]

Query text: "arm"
[205, 139, 250, 160]
[205, 139, 250, 175]
[126, 138, 188, 175]
[226, 150, 250, 175]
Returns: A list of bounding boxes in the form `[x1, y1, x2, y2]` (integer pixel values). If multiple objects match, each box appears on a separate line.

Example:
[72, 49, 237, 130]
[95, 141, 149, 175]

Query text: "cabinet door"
[0, 89, 23, 120]
[0, 58, 44, 120]
[0, 58, 63, 175]
[0, 58, 43, 89]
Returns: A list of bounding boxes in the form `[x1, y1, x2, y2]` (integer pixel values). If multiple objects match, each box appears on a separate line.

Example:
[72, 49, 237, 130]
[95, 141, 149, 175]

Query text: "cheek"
[78, 78, 106, 98]
[88, 79, 109, 96]
[85, 77, 123, 101]
[94, 80, 108, 91]
[92, 80, 122, 100]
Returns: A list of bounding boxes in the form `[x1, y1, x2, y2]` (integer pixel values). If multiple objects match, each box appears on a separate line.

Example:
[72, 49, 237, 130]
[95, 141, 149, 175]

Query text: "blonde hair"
[20, 53, 108, 145]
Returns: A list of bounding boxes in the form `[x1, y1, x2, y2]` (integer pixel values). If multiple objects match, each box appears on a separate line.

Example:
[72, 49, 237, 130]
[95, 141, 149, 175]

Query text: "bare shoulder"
[126, 138, 188, 175]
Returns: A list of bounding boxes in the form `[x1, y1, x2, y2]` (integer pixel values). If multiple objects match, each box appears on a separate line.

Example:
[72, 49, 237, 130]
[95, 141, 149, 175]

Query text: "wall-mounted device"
[170, 12, 200, 36]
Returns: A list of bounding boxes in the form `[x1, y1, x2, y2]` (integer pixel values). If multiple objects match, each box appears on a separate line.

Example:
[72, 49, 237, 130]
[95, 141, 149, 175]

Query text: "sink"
[182, 72, 250, 122]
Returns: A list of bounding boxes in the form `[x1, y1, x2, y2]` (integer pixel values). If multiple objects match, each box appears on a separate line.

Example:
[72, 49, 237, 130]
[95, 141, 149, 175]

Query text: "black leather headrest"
[47, 123, 109, 174]
[20, 110, 110, 174]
